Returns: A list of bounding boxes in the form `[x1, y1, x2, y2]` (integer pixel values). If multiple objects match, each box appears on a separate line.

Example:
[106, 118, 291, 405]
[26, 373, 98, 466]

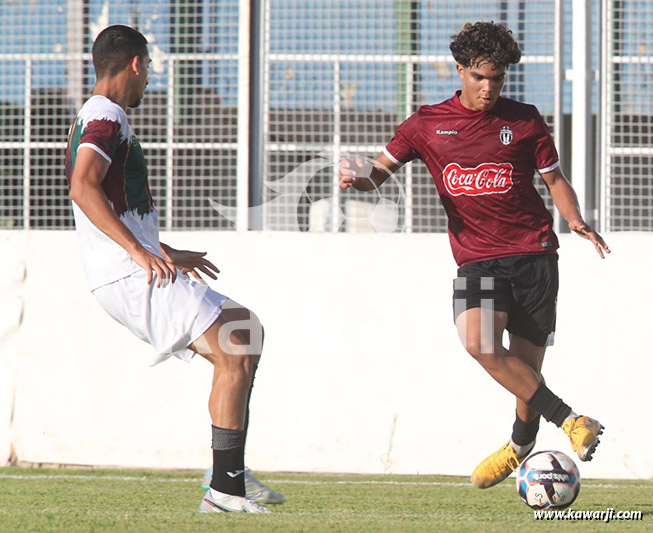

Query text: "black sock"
[526, 383, 572, 427]
[511, 410, 541, 445]
[210, 426, 246, 496]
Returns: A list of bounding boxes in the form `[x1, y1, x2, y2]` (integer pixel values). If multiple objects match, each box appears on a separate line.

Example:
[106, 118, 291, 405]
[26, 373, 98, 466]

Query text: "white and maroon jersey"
[384, 91, 560, 266]
[66, 95, 160, 290]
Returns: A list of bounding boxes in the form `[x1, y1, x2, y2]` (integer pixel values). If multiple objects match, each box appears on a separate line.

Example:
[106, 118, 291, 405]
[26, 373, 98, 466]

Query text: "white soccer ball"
[516, 450, 581, 510]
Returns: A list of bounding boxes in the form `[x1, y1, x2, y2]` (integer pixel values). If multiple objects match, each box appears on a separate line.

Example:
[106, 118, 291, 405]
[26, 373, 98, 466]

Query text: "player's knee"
[462, 338, 482, 359]
[462, 339, 499, 363]
[216, 352, 255, 383]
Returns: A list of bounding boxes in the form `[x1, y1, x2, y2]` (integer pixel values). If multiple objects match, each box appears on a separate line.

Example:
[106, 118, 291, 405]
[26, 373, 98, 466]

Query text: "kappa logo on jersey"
[499, 125, 513, 145]
[443, 162, 514, 196]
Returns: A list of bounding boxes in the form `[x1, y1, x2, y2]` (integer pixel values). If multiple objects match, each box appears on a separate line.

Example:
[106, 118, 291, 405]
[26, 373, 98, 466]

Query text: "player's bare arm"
[338, 153, 400, 191]
[69, 147, 177, 286]
[541, 167, 611, 258]
[160, 243, 220, 281]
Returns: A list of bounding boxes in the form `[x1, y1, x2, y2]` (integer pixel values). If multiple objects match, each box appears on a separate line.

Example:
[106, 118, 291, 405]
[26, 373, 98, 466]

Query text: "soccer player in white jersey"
[66, 24, 282, 513]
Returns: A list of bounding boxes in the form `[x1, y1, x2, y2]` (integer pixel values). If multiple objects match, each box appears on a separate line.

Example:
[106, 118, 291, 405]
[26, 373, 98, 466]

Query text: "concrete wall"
[1, 230, 651, 479]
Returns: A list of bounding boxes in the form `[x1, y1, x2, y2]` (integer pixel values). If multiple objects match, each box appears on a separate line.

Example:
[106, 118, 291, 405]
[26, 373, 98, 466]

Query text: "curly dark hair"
[449, 22, 522, 68]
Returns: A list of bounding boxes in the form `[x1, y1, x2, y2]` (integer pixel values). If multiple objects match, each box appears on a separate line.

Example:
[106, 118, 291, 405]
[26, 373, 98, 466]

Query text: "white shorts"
[92, 270, 228, 365]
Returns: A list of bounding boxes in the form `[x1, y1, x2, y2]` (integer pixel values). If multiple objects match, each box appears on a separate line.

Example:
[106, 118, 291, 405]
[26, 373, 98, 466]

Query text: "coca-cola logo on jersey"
[443, 162, 514, 196]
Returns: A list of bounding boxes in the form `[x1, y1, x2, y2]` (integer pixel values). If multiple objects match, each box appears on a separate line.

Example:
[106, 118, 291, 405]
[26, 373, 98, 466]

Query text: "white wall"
[1, 230, 652, 480]
[0, 233, 26, 465]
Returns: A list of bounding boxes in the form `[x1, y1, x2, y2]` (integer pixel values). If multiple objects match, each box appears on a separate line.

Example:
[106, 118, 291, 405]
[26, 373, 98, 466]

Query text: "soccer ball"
[516, 450, 581, 510]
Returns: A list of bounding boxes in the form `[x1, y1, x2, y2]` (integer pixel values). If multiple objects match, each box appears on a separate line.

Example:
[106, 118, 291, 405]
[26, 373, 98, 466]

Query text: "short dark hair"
[450, 22, 522, 68]
[92, 25, 148, 78]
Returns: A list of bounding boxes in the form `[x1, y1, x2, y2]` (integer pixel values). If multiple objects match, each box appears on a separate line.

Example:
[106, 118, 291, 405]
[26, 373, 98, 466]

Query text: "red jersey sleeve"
[531, 109, 560, 173]
[383, 113, 421, 165]
[79, 117, 122, 163]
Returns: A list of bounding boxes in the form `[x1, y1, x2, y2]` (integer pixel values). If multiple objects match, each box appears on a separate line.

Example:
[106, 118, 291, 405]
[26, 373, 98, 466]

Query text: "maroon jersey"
[384, 91, 560, 266]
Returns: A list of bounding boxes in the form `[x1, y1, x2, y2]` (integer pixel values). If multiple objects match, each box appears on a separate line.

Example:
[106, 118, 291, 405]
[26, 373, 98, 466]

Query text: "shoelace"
[505, 454, 521, 471]
[488, 445, 520, 473]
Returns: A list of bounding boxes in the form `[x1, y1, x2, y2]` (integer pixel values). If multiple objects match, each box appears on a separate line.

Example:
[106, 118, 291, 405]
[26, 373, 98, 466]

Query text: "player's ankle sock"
[208, 487, 238, 501]
[526, 383, 572, 427]
[563, 410, 578, 423]
[509, 439, 535, 457]
[210, 425, 246, 496]
[510, 410, 540, 453]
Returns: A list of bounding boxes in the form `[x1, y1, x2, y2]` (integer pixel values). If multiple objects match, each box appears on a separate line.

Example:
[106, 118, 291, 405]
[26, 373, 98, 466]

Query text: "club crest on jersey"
[499, 125, 513, 145]
[443, 162, 514, 196]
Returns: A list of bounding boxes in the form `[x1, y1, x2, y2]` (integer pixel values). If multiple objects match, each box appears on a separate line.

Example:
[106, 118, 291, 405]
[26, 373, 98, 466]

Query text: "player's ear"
[456, 63, 464, 79]
[129, 56, 141, 74]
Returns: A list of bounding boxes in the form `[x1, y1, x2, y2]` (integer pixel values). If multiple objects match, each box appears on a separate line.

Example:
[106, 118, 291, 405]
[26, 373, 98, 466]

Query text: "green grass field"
[0, 467, 650, 532]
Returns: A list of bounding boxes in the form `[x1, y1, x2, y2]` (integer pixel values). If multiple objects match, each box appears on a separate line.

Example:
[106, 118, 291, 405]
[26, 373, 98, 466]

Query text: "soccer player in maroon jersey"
[339, 21, 610, 489]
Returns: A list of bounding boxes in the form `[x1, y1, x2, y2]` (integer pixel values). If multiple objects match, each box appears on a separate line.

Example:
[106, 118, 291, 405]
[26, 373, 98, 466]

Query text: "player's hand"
[568, 220, 611, 259]
[131, 246, 178, 287]
[162, 248, 220, 282]
[338, 157, 373, 189]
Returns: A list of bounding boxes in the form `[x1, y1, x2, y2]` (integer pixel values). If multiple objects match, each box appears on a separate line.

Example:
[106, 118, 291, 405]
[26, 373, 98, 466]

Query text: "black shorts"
[452, 254, 559, 347]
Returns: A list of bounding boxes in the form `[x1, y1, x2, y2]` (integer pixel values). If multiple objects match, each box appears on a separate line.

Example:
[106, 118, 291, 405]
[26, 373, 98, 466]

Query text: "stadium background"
[1, 1, 652, 481]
